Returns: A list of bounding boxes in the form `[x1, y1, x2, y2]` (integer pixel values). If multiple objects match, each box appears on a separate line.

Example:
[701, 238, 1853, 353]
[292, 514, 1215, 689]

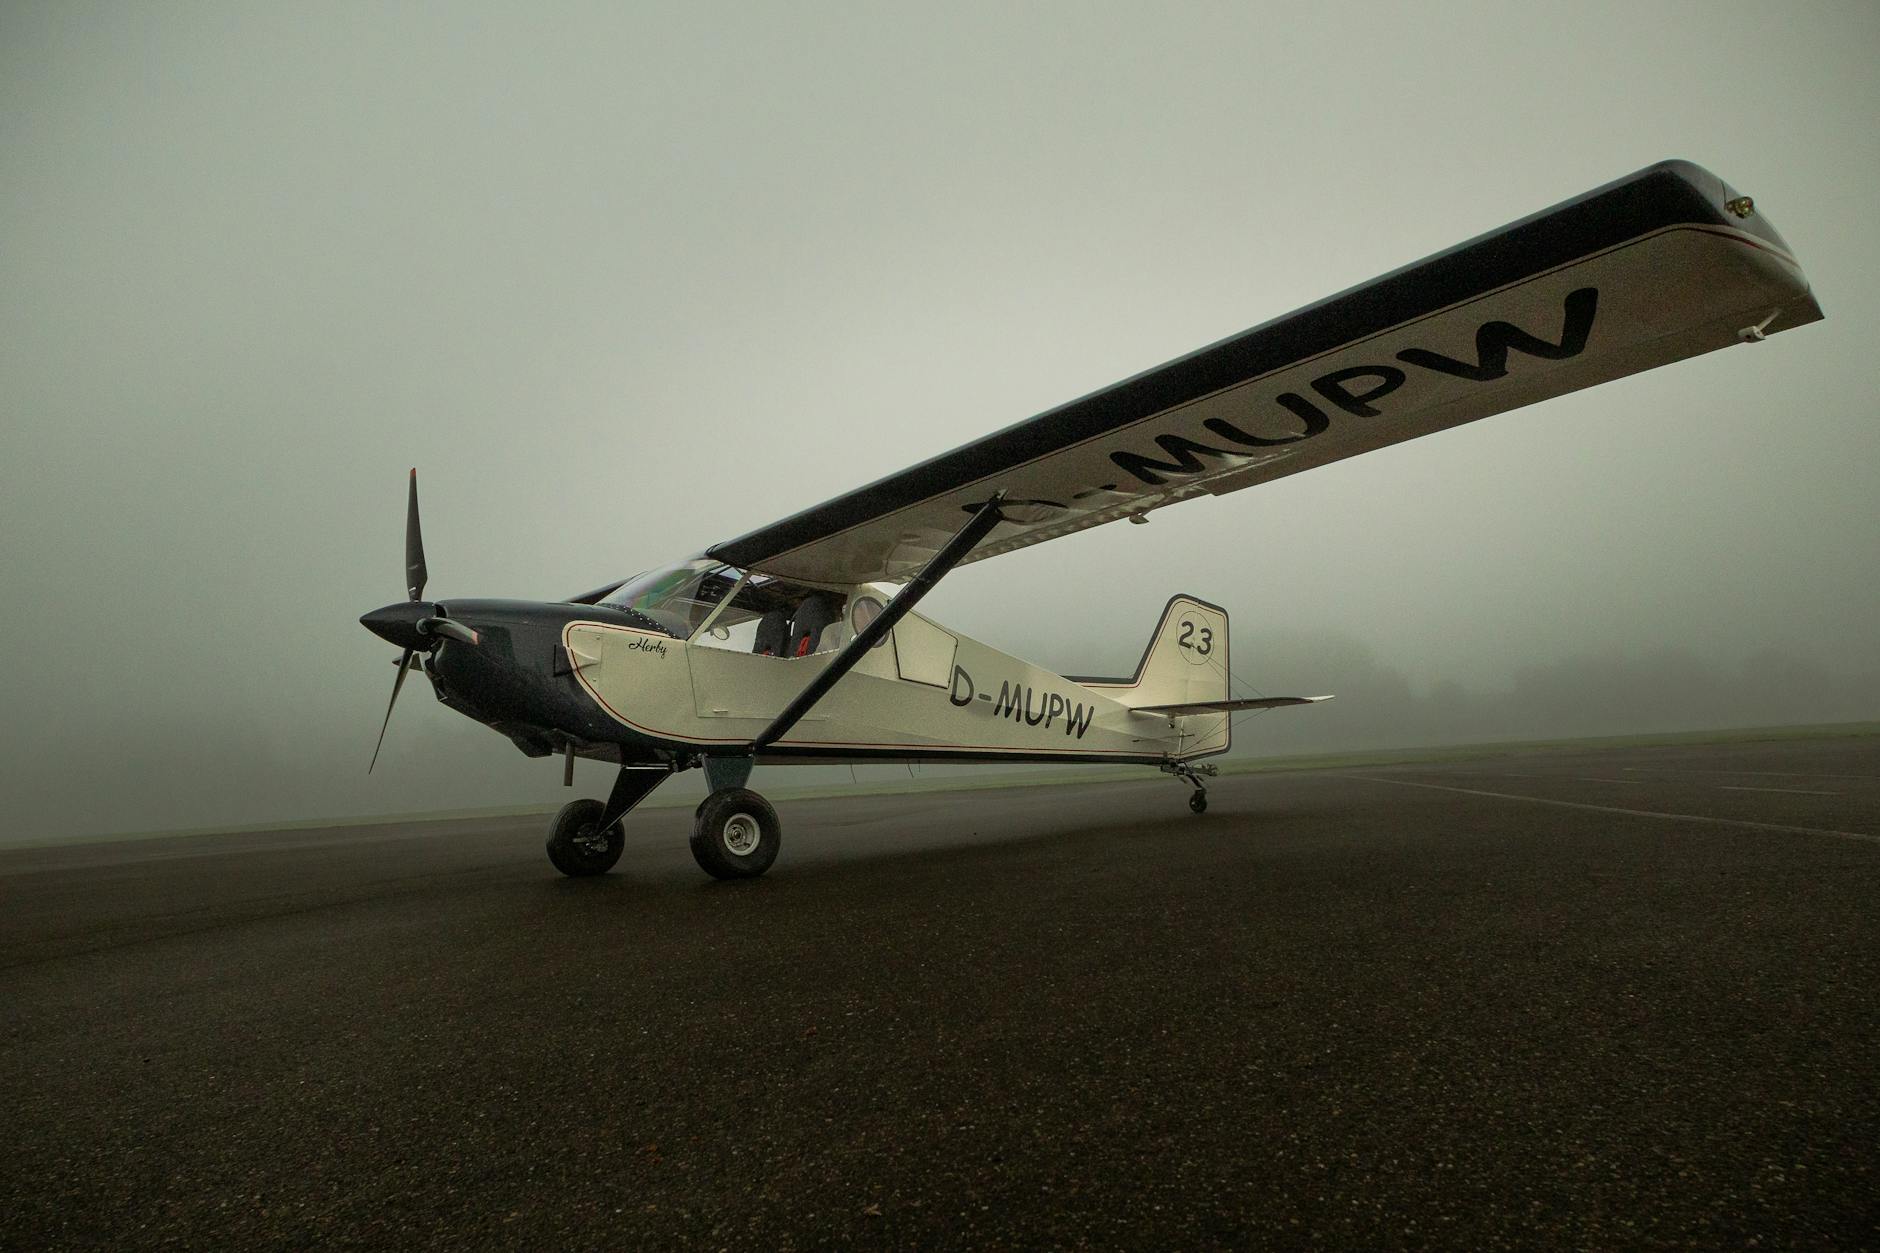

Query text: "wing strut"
[751, 493, 1007, 752]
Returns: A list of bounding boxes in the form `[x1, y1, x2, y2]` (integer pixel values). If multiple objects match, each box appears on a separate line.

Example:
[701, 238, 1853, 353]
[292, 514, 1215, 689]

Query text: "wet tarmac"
[4, 734, 1877, 1249]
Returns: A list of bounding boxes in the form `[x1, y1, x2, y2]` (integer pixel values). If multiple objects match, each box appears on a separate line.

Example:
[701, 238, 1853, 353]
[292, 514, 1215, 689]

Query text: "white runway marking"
[1578, 777, 1644, 784]
[1620, 766, 1879, 782]
[1344, 775, 1880, 846]
[1720, 785, 1839, 796]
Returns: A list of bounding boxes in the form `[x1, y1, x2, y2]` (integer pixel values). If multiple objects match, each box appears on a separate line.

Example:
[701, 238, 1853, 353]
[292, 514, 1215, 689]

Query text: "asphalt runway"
[4, 735, 1877, 1250]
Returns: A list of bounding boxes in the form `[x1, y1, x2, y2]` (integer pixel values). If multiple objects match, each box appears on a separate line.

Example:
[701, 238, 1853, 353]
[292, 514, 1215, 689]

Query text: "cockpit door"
[687, 649, 833, 720]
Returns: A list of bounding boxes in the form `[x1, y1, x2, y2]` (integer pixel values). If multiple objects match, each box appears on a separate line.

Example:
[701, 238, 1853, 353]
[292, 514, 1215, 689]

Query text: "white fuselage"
[561, 607, 1227, 765]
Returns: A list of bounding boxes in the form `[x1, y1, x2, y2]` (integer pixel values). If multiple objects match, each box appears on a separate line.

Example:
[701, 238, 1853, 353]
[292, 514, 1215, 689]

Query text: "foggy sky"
[3, 2, 1876, 843]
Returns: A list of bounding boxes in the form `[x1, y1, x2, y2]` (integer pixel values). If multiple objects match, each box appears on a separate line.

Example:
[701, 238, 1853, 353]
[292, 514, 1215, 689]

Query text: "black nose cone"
[361, 601, 434, 651]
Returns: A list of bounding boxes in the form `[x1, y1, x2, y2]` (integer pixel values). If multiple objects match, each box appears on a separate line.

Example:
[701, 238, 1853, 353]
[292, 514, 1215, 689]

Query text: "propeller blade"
[405, 468, 428, 601]
[368, 648, 416, 773]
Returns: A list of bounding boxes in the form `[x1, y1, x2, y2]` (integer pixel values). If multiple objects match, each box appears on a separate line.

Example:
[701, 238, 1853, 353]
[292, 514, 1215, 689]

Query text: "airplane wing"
[709, 160, 1821, 586]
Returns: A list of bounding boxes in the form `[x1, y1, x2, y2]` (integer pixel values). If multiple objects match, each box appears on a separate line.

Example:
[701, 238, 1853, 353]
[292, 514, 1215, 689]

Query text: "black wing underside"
[709, 160, 1820, 587]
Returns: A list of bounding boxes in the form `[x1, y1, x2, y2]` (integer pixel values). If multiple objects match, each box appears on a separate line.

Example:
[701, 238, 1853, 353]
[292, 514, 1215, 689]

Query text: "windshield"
[600, 560, 741, 637]
[599, 560, 848, 654]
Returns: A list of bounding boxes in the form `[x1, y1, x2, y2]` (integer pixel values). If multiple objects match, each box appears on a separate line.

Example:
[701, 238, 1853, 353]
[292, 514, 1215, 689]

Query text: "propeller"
[368, 469, 428, 774]
[405, 467, 427, 601]
[369, 648, 416, 774]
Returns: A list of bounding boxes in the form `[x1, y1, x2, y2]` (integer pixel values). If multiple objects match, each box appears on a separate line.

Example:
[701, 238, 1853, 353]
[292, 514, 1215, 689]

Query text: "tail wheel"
[546, 798, 625, 876]
[690, 788, 781, 880]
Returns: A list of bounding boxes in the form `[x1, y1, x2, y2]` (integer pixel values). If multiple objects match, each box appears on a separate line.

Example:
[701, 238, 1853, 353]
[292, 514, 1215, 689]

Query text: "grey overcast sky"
[2, 1, 1876, 842]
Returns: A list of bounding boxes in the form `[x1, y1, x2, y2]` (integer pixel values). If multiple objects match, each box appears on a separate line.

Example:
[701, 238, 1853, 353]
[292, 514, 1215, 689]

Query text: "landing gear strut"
[544, 757, 784, 881]
[1162, 759, 1216, 815]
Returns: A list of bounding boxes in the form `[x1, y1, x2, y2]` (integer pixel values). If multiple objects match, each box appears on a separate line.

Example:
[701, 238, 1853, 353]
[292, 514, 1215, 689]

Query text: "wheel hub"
[722, 813, 761, 856]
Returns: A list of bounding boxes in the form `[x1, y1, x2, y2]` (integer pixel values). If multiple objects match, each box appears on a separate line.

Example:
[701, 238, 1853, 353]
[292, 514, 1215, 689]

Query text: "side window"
[689, 575, 848, 657]
[696, 616, 762, 653]
[850, 595, 889, 646]
[894, 614, 956, 687]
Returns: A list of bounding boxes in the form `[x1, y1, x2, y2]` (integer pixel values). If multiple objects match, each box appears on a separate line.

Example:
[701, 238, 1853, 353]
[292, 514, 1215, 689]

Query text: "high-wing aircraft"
[360, 160, 1820, 881]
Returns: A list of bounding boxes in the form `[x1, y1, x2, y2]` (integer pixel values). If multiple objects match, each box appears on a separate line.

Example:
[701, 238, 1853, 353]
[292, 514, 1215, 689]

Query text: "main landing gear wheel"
[545, 798, 625, 877]
[1189, 790, 1208, 815]
[690, 787, 781, 880]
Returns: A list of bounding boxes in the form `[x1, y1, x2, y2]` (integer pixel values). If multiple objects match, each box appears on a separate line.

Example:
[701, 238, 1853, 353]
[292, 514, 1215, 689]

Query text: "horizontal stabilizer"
[1130, 695, 1333, 717]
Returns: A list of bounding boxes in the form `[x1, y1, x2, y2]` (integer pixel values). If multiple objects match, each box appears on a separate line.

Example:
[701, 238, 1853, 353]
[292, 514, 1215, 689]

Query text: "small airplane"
[361, 159, 1820, 881]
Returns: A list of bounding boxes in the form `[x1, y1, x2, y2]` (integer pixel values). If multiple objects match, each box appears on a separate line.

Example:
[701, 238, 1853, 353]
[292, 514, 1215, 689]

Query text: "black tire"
[546, 798, 625, 876]
[1189, 790, 1208, 815]
[689, 788, 780, 880]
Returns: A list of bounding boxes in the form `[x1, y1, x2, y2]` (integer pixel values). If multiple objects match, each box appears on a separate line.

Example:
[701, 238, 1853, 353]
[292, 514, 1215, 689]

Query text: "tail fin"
[1072, 595, 1230, 711]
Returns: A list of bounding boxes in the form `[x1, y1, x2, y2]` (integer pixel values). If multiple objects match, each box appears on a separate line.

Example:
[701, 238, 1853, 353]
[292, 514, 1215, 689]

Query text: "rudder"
[1073, 595, 1230, 712]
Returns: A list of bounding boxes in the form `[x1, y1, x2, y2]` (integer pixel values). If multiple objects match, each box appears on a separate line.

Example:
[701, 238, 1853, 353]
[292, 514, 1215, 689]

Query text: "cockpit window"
[602, 560, 846, 654]
[600, 560, 740, 637]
